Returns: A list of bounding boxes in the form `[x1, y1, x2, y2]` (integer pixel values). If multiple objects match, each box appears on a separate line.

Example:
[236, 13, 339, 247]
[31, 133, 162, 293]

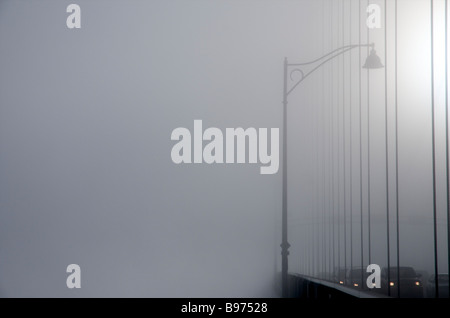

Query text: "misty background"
[0, 0, 449, 297]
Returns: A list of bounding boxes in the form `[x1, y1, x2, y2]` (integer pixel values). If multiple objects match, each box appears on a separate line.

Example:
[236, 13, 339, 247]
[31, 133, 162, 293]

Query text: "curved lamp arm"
[285, 43, 375, 97]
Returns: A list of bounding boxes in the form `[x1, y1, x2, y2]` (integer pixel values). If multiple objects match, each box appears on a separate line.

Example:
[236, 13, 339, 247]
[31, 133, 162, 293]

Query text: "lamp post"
[280, 43, 383, 298]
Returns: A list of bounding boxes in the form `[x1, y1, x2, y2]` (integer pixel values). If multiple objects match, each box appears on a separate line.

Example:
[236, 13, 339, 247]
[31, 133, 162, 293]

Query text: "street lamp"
[280, 43, 383, 298]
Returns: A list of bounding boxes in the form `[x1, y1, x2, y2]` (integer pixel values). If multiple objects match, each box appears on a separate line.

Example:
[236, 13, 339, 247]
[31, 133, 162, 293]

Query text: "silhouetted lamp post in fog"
[280, 43, 383, 297]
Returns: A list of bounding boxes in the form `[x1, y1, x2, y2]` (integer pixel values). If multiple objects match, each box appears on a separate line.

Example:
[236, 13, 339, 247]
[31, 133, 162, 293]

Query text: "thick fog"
[0, 0, 449, 298]
[287, 0, 450, 298]
[0, 0, 312, 297]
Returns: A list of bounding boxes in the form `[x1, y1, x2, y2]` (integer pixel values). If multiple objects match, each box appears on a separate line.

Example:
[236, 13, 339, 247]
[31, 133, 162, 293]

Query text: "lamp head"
[363, 48, 384, 69]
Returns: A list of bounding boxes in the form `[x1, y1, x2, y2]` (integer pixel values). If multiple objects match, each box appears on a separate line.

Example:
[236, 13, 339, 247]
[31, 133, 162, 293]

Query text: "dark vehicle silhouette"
[333, 268, 348, 286]
[345, 268, 370, 290]
[426, 274, 449, 298]
[381, 267, 423, 298]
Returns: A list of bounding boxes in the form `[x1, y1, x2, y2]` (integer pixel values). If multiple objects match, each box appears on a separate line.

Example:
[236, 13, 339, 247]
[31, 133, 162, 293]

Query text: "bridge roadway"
[286, 273, 388, 299]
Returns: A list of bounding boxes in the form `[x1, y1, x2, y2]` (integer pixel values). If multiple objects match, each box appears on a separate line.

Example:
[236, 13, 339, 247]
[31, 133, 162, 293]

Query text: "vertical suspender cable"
[394, 0, 400, 298]
[322, 0, 327, 278]
[367, 0, 372, 265]
[337, 0, 342, 279]
[384, 0, 391, 297]
[343, 0, 348, 280]
[329, 1, 333, 279]
[359, 0, 365, 288]
[445, 0, 450, 299]
[330, 0, 336, 279]
[430, 0, 439, 299]
[350, 0, 354, 285]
